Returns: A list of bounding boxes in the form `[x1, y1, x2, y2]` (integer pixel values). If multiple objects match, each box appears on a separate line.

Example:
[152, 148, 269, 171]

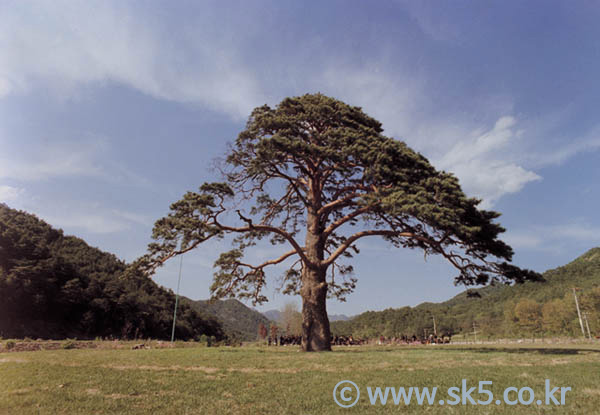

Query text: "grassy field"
[2, 342, 600, 414]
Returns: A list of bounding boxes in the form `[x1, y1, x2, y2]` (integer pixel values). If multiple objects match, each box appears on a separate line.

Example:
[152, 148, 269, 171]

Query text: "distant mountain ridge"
[262, 309, 281, 322]
[184, 298, 271, 342]
[262, 310, 350, 322]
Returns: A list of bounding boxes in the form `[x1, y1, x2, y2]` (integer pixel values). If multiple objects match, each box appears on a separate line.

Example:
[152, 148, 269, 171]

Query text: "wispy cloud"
[0, 134, 149, 187]
[0, 1, 264, 119]
[1, 0, 598, 212]
[503, 222, 600, 252]
[527, 127, 600, 168]
[0, 185, 22, 202]
[0, 139, 107, 181]
[396, 1, 462, 42]
[35, 204, 153, 235]
[43, 212, 132, 234]
[0, 77, 11, 97]
[110, 210, 153, 227]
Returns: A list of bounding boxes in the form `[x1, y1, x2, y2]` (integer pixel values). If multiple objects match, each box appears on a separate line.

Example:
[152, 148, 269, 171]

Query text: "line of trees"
[502, 289, 600, 338]
[330, 289, 600, 340]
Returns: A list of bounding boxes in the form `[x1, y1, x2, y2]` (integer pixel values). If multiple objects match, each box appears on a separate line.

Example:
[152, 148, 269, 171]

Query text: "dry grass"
[1, 342, 599, 414]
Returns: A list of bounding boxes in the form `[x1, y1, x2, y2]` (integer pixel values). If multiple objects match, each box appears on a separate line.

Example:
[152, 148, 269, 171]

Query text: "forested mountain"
[0, 204, 223, 340]
[332, 248, 600, 339]
[184, 298, 270, 342]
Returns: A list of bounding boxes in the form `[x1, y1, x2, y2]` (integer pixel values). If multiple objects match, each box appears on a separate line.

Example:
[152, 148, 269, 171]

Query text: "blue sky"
[1, 1, 599, 315]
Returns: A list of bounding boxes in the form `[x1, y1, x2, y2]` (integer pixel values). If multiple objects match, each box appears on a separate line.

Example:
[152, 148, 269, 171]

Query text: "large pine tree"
[137, 94, 541, 351]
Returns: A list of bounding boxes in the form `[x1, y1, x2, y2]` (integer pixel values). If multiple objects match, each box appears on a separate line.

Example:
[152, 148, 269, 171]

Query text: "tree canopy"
[137, 93, 541, 351]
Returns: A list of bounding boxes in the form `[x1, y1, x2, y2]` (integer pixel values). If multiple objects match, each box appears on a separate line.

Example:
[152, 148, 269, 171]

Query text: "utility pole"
[572, 288, 586, 337]
[432, 315, 437, 336]
[583, 312, 592, 340]
[171, 255, 184, 343]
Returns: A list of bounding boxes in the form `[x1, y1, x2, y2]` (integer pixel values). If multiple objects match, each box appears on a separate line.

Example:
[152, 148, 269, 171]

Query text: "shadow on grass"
[330, 346, 600, 355]
[446, 347, 600, 355]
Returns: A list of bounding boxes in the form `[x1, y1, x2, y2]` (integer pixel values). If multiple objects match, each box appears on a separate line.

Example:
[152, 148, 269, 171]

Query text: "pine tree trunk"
[300, 267, 331, 351]
[300, 189, 331, 351]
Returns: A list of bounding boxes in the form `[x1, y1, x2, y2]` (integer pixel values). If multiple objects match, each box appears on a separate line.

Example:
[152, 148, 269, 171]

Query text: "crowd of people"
[274, 335, 302, 346]
[376, 334, 452, 345]
[266, 333, 451, 346]
[331, 335, 366, 345]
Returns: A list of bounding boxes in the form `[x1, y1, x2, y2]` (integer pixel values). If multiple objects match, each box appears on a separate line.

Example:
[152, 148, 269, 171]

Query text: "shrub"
[5, 340, 16, 350]
[62, 340, 76, 350]
[208, 336, 217, 347]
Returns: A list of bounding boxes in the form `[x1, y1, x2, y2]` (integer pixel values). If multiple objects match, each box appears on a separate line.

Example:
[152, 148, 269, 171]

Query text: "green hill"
[0, 204, 224, 340]
[332, 248, 600, 339]
[183, 298, 271, 342]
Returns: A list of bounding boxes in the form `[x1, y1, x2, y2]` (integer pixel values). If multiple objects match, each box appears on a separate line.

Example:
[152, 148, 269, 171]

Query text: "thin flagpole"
[171, 255, 184, 343]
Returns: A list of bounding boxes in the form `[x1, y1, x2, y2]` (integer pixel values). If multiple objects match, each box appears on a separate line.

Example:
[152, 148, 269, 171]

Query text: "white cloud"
[0, 1, 264, 119]
[439, 116, 518, 168]
[429, 116, 541, 207]
[0, 185, 22, 202]
[449, 161, 541, 208]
